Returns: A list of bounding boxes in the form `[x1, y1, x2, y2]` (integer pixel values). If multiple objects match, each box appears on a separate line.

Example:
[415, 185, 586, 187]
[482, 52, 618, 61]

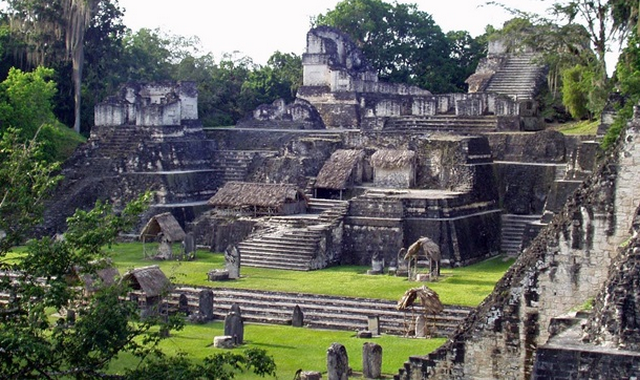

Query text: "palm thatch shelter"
[122, 265, 171, 317]
[315, 149, 366, 199]
[75, 259, 120, 295]
[139, 212, 186, 258]
[397, 285, 444, 337]
[404, 236, 442, 280]
[208, 181, 308, 216]
[370, 149, 416, 188]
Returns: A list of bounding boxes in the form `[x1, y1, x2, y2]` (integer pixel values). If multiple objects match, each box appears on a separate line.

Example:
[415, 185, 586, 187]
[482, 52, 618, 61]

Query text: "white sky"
[120, 0, 555, 65]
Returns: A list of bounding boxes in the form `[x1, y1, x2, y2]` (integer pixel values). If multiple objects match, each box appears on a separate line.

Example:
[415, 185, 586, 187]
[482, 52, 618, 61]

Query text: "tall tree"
[551, 0, 615, 79]
[63, 0, 99, 134]
[4, 0, 107, 134]
[313, 0, 465, 93]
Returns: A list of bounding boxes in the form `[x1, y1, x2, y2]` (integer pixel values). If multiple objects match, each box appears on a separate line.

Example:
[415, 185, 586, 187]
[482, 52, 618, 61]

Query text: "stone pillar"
[183, 232, 196, 258]
[415, 315, 427, 338]
[367, 316, 380, 336]
[225, 245, 241, 279]
[327, 342, 349, 380]
[362, 342, 382, 379]
[224, 312, 244, 345]
[293, 305, 304, 327]
[178, 293, 190, 316]
[199, 290, 214, 320]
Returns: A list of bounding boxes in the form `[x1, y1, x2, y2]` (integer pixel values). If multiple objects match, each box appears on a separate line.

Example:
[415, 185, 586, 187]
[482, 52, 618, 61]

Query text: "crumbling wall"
[397, 109, 640, 379]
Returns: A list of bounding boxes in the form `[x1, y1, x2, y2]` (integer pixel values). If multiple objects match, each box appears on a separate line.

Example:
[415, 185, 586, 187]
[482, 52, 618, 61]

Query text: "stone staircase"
[484, 53, 547, 100]
[237, 227, 324, 270]
[501, 214, 542, 256]
[169, 287, 472, 337]
[308, 198, 349, 214]
[237, 198, 350, 271]
[384, 115, 498, 133]
[211, 150, 275, 183]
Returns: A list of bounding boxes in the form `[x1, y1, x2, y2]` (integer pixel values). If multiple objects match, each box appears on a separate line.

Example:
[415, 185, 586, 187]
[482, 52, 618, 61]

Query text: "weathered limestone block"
[362, 342, 382, 379]
[213, 335, 234, 349]
[198, 290, 214, 321]
[293, 305, 304, 327]
[224, 312, 244, 345]
[327, 343, 349, 380]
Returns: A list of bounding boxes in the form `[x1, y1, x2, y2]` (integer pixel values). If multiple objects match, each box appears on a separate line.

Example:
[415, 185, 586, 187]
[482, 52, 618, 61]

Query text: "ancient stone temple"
[44, 26, 594, 275]
[41, 82, 217, 233]
[394, 106, 640, 379]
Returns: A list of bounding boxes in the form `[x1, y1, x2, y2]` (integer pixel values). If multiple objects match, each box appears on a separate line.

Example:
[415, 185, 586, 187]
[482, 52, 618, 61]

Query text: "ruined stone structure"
[42, 27, 585, 273]
[41, 82, 216, 233]
[395, 107, 640, 379]
[297, 26, 544, 132]
[35, 24, 620, 378]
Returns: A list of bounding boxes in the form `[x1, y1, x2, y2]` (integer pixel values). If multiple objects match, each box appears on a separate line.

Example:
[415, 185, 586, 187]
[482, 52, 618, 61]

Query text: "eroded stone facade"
[396, 107, 640, 379]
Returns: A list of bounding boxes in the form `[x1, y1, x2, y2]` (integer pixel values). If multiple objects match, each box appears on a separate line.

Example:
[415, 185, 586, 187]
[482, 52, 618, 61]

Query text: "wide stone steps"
[170, 287, 472, 337]
[501, 214, 542, 256]
[238, 228, 323, 271]
[235, 200, 349, 271]
[308, 198, 350, 213]
[384, 115, 498, 133]
[485, 54, 546, 100]
[212, 150, 276, 184]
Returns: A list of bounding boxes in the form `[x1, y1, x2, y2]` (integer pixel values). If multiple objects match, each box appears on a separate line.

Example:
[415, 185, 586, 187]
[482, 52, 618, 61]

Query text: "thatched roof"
[405, 236, 441, 261]
[123, 265, 170, 298]
[208, 181, 306, 208]
[315, 149, 364, 189]
[371, 149, 416, 169]
[78, 260, 120, 293]
[140, 212, 186, 242]
[397, 285, 444, 315]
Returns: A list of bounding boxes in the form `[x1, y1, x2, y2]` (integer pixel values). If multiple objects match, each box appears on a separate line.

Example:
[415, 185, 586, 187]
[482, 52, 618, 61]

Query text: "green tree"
[4, 0, 100, 133]
[446, 30, 487, 91]
[0, 66, 81, 161]
[125, 349, 276, 379]
[562, 64, 592, 118]
[0, 134, 277, 378]
[314, 0, 464, 93]
[242, 51, 302, 105]
[0, 129, 61, 253]
[80, 0, 127, 129]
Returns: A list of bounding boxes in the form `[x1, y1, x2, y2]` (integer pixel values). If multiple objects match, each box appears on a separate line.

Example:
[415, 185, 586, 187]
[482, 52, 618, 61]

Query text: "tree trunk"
[72, 43, 83, 134]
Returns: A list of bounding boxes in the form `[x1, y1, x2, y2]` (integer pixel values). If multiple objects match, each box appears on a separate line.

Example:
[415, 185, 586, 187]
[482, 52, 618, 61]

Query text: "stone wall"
[396, 108, 640, 379]
[533, 345, 640, 379]
[95, 82, 197, 127]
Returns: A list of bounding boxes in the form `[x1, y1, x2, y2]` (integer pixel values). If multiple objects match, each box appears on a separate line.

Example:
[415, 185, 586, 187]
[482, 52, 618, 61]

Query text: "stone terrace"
[168, 286, 472, 337]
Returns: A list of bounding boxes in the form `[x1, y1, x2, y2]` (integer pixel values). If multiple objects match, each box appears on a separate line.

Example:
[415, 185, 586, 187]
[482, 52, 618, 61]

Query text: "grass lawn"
[550, 120, 599, 135]
[107, 242, 514, 307]
[109, 321, 447, 379]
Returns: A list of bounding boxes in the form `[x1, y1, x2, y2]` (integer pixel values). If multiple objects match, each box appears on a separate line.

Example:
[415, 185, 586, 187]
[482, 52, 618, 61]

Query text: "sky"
[119, 0, 555, 65]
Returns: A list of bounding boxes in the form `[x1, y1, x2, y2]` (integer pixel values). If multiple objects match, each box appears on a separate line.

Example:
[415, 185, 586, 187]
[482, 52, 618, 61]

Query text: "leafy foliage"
[562, 64, 592, 119]
[125, 349, 276, 380]
[0, 67, 84, 161]
[313, 0, 484, 93]
[0, 130, 61, 253]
